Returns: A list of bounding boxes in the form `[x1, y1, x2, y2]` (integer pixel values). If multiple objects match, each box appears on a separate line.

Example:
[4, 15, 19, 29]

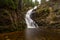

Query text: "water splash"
[25, 6, 38, 28]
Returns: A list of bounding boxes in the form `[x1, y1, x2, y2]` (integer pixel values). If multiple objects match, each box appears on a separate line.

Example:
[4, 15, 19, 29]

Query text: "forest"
[0, 0, 42, 32]
[0, 0, 60, 40]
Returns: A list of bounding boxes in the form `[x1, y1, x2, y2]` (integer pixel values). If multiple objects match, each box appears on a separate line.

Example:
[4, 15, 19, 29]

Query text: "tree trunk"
[18, 0, 23, 10]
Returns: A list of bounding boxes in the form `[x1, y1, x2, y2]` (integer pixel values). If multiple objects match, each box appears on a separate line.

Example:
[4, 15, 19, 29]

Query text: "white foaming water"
[25, 6, 38, 28]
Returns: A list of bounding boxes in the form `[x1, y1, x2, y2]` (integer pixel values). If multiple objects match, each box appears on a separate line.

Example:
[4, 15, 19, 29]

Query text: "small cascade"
[25, 6, 38, 28]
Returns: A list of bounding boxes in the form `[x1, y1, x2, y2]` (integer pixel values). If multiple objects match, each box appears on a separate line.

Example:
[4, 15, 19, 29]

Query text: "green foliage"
[0, 0, 19, 9]
[23, 0, 39, 7]
[0, 9, 25, 32]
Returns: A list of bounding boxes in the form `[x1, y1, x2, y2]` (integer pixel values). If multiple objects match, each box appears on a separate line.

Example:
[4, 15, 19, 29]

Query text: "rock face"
[31, 2, 60, 32]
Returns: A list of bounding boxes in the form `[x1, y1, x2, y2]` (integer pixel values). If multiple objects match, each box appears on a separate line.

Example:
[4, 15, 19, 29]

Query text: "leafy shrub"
[0, 0, 19, 9]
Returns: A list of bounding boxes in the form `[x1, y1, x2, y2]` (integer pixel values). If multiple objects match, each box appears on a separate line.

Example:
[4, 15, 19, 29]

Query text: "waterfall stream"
[25, 0, 50, 40]
[25, 6, 38, 28]
[25, 0, 49, 28]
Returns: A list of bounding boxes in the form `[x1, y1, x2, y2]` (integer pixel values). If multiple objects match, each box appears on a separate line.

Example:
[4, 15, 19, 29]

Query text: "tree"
[0, 0, 19, 9]
[35, 0, 39, 5]
[18, 0, 23, 10]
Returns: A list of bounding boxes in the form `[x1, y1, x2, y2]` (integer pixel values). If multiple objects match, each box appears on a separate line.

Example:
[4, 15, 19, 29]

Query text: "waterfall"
[25, 6, 38, 28]
[25, 0, 50, 28]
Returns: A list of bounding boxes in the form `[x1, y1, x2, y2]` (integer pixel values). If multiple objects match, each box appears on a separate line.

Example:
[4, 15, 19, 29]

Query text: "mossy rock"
[31, 2, 60, 32]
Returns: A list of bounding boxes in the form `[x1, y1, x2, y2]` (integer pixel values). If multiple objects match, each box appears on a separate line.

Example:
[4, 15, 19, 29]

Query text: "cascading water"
[25, 0, 50, 40]
[25, 6, 38, 28]
[25, 0, 49, 28]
